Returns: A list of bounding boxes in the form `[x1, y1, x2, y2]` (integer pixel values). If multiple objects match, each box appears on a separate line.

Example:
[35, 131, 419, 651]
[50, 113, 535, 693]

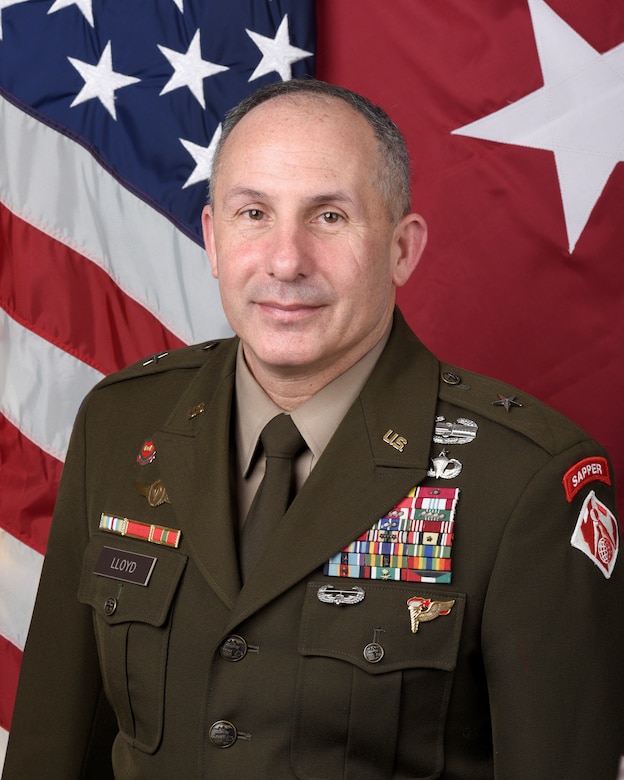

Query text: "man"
[4, 80, 623, 779]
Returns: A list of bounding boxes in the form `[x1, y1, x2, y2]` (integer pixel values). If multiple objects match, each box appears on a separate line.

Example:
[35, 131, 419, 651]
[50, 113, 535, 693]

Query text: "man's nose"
[266, 221, 311, 281]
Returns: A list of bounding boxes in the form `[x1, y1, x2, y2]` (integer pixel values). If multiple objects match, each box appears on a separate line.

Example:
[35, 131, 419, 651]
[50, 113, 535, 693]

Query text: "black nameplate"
[94, 546, 157, 586]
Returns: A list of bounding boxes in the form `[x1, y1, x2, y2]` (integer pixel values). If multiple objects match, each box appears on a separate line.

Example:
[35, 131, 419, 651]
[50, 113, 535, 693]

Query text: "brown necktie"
[240, 414, 306, 580]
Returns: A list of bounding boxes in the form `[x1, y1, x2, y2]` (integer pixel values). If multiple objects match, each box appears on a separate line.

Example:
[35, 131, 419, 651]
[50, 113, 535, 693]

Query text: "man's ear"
[391, 212, 428, 288]
[201, 205, 218, 279]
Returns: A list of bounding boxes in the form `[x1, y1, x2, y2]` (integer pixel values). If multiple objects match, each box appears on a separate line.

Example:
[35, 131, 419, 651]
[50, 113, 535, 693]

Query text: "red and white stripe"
[0, 91, 230, 763]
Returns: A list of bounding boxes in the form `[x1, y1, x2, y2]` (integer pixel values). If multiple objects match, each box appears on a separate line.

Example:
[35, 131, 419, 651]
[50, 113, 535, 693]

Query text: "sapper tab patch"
[324, 486, 460, 583]
[99, 513, 181, 548]
[563, 456, 611, 502]
[571, 491, 619, 578]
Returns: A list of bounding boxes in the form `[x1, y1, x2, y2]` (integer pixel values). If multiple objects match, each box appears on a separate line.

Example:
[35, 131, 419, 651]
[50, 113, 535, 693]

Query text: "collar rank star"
[407, 597, 455, 633]
[492, 394, 523, 412]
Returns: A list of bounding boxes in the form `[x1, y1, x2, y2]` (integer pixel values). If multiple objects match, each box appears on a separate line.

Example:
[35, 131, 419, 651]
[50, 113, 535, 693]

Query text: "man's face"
[203, 95, 426, 386]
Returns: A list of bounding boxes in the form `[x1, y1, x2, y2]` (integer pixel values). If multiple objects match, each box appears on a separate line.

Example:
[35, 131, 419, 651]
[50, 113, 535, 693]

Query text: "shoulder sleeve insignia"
[570, 491, 618, 578]
[563, 456, 611, 502]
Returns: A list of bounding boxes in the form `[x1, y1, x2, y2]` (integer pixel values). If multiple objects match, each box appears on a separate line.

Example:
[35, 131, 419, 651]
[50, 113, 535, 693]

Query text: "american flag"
[1, 0, 623, 771]
[0, 0, 314, 760]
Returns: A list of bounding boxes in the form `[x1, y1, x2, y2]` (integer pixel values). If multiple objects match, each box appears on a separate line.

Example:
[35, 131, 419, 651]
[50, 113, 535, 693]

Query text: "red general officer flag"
[317, 0, 624, 523]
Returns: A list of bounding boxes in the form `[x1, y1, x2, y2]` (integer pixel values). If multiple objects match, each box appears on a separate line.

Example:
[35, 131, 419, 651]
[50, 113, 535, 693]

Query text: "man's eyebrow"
[223, 187, 269, 204]
[223, 188, 355, 203]
[303, 191, 355, 207]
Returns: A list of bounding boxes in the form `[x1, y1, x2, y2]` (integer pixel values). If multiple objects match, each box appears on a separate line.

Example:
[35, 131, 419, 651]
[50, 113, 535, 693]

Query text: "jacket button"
[209, 720, 237, 748]
[103, 597, 117, 616]
[219, 634, 248, 662]
[363, 642, 385, 663]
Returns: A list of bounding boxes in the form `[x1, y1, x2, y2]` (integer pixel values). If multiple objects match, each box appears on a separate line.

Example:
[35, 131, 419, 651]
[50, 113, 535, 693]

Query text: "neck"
[243, 337, 386, 412]
[247, 361, 351, 412]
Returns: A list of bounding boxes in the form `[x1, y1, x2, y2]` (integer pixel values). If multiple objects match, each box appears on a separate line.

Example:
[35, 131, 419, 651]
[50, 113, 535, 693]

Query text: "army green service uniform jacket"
[4, 310, 624, 779]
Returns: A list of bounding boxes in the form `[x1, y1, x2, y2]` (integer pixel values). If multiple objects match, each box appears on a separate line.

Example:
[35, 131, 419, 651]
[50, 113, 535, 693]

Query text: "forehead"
[214, 95, 380, 194]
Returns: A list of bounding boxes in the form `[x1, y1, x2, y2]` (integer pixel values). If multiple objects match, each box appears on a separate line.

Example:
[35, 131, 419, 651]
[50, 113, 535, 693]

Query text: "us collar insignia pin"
[137, 439, 156, 465]
[434, 416, 478, 445]
[407, 597, 455, 633]
[428, 450, 462, 480]
[492, 394, 523, 412]
[383, 429, 407, 452]
[134, 479, 171, 507]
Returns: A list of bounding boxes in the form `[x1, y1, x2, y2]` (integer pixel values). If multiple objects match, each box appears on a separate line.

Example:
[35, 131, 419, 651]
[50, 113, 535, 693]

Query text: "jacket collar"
[155, 310, 440, 624]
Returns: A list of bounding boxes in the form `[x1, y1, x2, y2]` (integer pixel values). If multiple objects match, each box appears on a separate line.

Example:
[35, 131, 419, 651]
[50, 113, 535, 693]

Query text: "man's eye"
[321, 212, 340, 224]
[245, 209, 264, 220]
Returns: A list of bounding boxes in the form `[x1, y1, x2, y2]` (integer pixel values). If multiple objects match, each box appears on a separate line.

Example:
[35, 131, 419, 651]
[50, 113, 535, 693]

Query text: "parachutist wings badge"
[407, 596, 455, 633]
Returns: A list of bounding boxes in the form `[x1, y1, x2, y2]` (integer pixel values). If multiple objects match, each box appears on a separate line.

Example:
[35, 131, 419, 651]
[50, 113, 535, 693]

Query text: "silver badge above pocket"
[317, 584, 365, 606]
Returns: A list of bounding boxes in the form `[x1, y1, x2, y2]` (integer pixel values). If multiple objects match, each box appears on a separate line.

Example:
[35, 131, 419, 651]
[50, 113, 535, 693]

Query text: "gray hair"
[208, 79, 411, 224]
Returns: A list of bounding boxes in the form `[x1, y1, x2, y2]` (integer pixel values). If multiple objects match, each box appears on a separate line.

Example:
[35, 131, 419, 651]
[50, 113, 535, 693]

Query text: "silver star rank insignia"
[492, 394, 523, 412]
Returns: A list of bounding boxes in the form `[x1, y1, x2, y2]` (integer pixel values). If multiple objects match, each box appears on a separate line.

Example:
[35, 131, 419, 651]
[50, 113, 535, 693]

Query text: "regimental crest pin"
[406, 596, 455, 633]
[137, 439, 156, 465]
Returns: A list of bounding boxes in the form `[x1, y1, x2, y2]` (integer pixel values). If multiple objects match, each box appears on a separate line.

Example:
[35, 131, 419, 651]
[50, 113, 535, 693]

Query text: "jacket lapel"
[228, 312, 440, 628]
[155, 339, 242, 610]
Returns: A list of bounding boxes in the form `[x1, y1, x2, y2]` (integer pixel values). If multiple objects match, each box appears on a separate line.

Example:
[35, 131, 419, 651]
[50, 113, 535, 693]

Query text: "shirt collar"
[235, 328, 390, 477]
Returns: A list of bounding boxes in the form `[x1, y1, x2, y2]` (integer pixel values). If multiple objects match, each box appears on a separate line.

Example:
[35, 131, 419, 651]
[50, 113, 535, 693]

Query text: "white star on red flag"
[453, 0, 624, 253]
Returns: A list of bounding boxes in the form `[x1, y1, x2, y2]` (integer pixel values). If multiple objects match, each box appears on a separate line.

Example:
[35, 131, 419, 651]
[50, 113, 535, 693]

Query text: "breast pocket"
[78, 533, 187, 754]
[293, 580, 465, 780]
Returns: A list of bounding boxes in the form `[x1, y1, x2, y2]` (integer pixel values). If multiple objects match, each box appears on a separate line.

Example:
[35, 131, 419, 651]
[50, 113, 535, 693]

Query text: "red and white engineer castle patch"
[571, 491, 619, 579]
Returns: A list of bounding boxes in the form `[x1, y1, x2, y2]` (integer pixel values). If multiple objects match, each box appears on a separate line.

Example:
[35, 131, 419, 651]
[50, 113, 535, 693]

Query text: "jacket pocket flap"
[78, 533, 187, 627]
[299, 580, 465, 674]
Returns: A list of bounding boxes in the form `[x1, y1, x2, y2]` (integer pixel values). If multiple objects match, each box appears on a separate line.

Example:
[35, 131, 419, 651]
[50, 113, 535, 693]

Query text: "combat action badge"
[406, 596, 455, 633]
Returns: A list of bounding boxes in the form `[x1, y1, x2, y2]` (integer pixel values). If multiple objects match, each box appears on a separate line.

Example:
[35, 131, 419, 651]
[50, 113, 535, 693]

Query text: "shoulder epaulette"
[92, 338, 233, 391]
[437, 363, 590, 456]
